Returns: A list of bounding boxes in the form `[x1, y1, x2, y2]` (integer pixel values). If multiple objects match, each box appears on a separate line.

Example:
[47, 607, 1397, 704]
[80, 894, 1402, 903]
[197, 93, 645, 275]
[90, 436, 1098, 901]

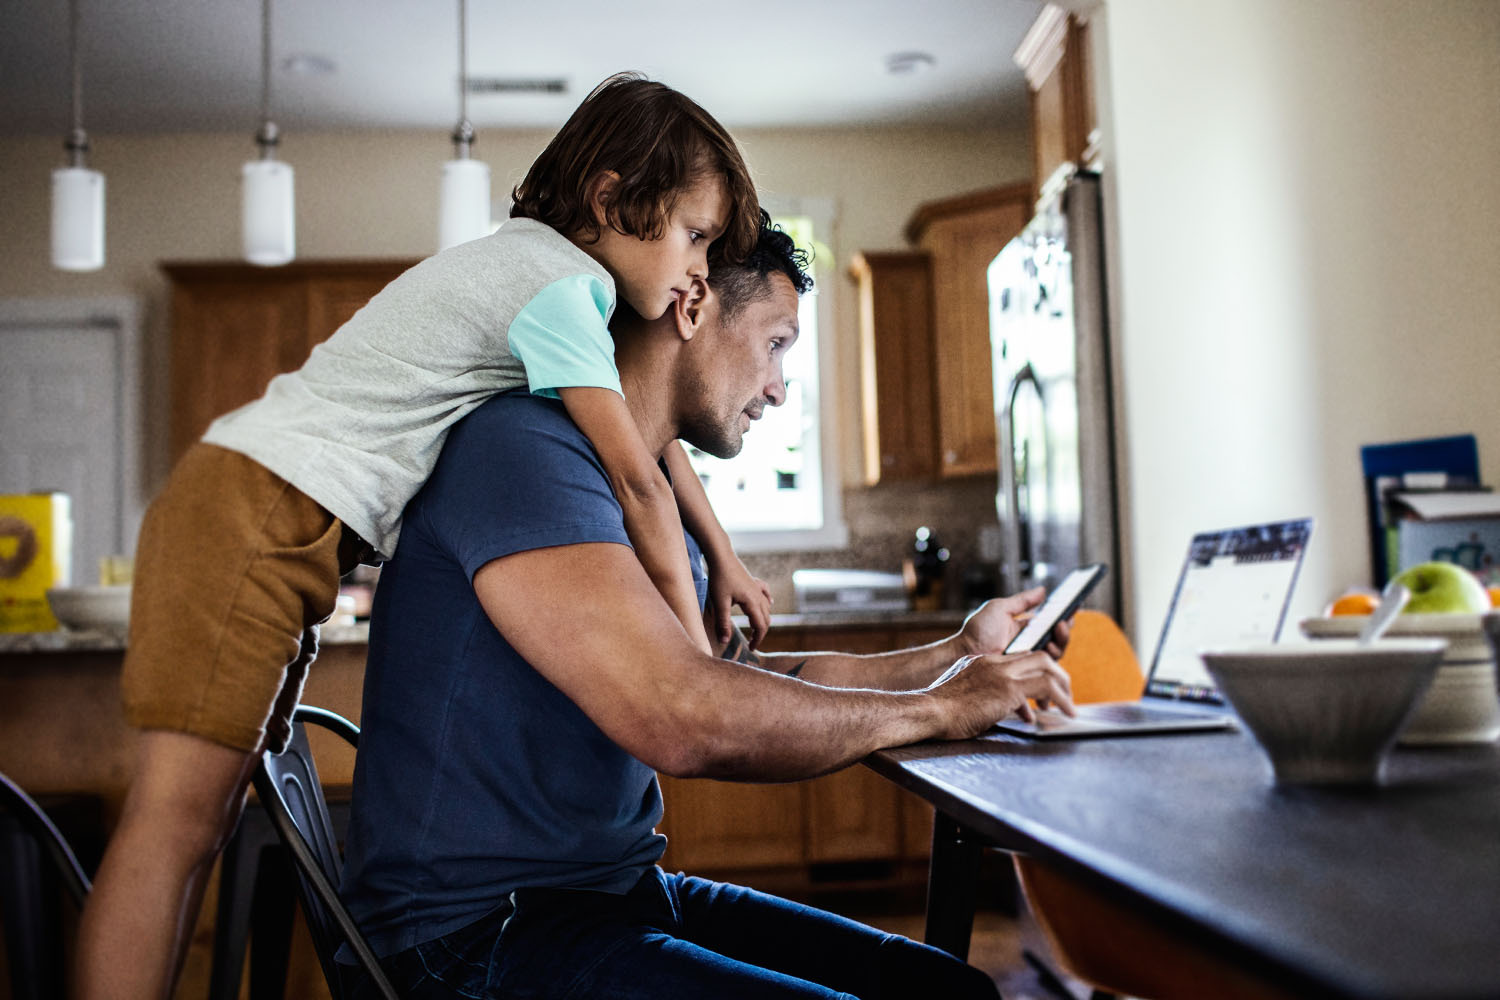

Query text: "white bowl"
[1300, 614, 1500, 744]
[1201, 638, 1447, 785]
[45, 585, 131, 632]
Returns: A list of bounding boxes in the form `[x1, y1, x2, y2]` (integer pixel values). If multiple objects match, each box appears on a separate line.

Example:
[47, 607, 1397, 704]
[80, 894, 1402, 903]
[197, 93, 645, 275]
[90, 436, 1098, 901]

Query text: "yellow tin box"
[0, 493, 73, 632]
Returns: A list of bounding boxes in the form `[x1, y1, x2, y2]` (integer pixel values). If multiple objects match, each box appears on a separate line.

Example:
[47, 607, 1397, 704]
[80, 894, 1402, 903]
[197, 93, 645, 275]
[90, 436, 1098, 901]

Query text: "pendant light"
[241, 0, 295, 266]
[438, 0, 491, 251]
[51, 0, 104, 272]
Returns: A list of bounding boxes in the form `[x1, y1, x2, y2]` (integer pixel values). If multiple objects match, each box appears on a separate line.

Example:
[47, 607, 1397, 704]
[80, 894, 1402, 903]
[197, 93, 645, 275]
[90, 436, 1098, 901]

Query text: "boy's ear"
[586, 170, 622, 229]
[674, 278, 710, 342]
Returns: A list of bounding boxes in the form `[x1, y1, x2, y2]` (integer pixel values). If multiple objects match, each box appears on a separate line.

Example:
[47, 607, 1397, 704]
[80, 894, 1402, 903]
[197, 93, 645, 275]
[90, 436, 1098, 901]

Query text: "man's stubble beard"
[678, 413, 745, 461]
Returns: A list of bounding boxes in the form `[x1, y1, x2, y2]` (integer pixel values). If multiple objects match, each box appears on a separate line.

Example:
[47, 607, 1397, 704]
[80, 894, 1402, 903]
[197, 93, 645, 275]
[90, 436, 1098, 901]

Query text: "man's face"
[679, 272, 800, 459]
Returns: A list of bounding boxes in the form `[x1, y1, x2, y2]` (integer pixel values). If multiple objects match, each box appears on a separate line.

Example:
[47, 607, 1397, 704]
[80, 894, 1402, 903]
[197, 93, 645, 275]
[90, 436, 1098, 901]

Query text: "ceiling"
[0, 1, 1046, 138]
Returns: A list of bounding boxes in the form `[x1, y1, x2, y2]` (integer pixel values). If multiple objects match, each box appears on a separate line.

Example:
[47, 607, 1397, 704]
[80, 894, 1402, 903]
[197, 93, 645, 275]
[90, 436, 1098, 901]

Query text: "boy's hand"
[709, 557, 773, 649]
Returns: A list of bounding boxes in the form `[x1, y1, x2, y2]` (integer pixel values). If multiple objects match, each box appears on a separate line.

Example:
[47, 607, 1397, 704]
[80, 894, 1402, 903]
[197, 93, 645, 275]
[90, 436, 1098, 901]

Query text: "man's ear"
[585, 170, 622, 230]
[674, 278, 711, 342]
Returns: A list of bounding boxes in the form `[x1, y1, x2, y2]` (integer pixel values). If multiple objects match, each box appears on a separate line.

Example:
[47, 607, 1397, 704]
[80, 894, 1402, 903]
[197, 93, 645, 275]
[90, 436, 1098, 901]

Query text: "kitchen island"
[0, 608, 965, 842]
[0, 610, 967, 996]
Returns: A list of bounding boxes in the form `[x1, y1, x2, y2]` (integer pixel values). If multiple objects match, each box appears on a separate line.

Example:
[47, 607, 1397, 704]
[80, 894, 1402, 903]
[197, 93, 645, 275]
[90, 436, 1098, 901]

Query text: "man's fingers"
[992, 586, 1046, 618]
[1046, 617, 1072, 658]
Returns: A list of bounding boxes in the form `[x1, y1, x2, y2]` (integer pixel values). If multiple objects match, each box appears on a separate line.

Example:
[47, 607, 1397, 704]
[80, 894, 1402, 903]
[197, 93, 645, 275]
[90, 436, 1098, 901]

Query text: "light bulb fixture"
[51, 0, 105, 272]
[241, 0, 295, 266]
[438, 0, 492, 252]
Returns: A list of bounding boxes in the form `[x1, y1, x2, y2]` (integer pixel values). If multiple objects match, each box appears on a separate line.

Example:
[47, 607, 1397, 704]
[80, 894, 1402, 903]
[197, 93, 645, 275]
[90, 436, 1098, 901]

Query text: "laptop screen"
[1145, 518, 1313, 702]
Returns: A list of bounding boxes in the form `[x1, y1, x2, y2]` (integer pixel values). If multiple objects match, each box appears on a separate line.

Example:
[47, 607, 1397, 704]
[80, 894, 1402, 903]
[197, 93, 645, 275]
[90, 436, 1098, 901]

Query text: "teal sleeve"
[507, 274, 621, 399]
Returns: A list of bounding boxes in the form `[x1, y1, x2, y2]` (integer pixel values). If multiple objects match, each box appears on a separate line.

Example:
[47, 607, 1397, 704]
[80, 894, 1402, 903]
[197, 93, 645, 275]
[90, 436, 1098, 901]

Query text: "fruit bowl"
[1300, 614, 1500, 744]
[45, 585, 131, 632]
[1201, 639, 1446, 785]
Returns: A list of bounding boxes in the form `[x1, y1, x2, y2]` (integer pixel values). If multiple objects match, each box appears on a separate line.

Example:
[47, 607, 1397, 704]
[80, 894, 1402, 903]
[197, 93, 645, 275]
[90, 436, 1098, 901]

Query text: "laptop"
[996, 517, 1314, 739]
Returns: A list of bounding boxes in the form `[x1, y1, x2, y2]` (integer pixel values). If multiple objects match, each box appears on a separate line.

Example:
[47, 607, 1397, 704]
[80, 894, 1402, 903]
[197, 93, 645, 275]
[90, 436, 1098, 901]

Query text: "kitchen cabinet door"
[792, 627, 906, 864]
[657, 625, 810, 872]
[849, 252, 938, 484]
[163, 260, 416, 463]
[657, 620, 964, 876]
[906, 186, 1032, 479]
[657, 774, 805, 871]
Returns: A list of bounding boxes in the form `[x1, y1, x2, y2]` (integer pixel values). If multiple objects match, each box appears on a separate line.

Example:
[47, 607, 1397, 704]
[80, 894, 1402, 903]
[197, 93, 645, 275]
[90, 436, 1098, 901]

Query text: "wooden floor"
[795, 871, 1101, 1000]
[850, 906, 1099, 1000]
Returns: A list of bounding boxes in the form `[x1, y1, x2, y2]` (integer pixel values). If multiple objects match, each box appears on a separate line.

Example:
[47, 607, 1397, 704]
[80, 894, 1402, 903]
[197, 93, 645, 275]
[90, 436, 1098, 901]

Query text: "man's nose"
[765, 367, 787, 407]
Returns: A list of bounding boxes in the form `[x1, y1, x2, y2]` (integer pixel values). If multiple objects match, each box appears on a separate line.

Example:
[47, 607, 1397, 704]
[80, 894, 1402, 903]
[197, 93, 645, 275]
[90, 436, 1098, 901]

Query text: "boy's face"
[588, 174, 729, 322]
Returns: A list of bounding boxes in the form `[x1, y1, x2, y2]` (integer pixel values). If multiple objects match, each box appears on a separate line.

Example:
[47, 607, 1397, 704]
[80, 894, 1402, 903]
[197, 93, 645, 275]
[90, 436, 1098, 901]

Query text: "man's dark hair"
[511, 72, 759, 263]
[714, 210, 815, 320]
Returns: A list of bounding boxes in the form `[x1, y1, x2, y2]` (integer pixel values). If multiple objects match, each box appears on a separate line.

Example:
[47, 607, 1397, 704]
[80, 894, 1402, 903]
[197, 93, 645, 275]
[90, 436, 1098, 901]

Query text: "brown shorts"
[121, 443, 366, 754]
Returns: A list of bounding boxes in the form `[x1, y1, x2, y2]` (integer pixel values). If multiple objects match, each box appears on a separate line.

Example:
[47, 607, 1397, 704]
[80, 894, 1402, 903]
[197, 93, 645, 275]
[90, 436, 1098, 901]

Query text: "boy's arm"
[557, 386, 713, 654]
[664, 441, 774, 647]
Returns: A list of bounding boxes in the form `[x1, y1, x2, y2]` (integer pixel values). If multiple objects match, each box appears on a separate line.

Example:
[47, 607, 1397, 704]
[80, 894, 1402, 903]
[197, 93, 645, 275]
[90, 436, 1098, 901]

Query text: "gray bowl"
[1201, 638, 1447, 785]
[1487, 612, 1500, 698]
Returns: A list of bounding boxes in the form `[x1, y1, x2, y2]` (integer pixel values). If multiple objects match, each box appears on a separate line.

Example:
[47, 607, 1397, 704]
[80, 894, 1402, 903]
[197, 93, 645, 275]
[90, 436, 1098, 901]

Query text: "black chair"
[0, 771, 93, 1000]
[251, 705, 399, 1000]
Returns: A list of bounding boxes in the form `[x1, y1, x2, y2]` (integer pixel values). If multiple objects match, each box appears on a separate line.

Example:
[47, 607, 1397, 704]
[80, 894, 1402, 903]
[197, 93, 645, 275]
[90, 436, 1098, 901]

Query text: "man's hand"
[927, 651, 1075, 739]
[957, 590, 1072, 662]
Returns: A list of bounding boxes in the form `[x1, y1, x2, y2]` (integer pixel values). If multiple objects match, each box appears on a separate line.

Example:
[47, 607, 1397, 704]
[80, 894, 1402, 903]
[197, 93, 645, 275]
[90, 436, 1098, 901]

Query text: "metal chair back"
[253, 705, 398, 999]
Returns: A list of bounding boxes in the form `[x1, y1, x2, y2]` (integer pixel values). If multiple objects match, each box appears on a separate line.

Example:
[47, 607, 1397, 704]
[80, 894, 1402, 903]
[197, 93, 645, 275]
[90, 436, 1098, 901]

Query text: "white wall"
[1101, 0, 1500, 642]
[0, 125, 1032, 498]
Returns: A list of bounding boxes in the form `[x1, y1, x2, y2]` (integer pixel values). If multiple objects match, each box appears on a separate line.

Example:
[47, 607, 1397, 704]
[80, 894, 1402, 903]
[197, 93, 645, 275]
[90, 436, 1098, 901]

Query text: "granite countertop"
[739, 609, 968, 630]
[0, 621, 371, 654]
[0, 610, 972, 655]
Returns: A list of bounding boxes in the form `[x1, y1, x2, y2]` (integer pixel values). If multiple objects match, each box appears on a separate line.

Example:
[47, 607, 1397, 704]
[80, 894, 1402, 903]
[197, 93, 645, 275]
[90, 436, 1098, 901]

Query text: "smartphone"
[1004, 563, 1108, 654]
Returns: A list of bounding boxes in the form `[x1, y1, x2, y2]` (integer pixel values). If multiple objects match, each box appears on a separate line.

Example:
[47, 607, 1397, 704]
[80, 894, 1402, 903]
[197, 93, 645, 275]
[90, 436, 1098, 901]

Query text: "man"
[340, 220, 1074, 999]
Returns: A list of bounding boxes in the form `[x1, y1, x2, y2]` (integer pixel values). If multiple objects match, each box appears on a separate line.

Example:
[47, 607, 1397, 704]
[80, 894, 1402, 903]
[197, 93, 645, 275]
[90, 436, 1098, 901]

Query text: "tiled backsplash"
[740, 475, 1002, 612]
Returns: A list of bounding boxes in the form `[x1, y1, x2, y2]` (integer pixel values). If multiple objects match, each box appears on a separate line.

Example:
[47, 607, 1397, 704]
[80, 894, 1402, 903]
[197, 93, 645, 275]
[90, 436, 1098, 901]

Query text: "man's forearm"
[478, 544, 1064, 786]
[668, 658, 946, 781]
[718, 628, 966, 692]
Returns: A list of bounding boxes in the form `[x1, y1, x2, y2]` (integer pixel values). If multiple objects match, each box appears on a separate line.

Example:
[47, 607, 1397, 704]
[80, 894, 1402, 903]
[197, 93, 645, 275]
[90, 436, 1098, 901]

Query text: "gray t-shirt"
[202, 219, 617, 559]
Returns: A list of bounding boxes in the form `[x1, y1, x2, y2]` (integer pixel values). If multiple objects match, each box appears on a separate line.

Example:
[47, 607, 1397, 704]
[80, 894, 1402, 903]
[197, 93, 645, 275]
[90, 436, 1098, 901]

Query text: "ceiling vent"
[465, 77, 569, 95]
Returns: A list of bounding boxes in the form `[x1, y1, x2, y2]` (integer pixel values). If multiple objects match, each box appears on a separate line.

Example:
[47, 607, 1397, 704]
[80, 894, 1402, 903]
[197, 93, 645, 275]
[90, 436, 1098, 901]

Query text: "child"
[75, 72, 771, 998]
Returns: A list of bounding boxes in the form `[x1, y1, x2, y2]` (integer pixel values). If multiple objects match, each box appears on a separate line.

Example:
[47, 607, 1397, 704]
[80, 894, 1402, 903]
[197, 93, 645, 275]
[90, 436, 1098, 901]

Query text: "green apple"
[1389, 561, 1492, 614]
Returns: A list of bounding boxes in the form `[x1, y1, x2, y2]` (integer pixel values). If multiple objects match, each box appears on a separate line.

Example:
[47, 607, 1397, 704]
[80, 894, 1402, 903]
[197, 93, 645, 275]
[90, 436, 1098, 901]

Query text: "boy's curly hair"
[511, 72, 759, 264]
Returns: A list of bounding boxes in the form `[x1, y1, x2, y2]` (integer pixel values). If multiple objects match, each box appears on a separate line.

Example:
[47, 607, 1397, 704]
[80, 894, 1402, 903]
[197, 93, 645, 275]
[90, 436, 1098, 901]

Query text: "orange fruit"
[1488, 585, 1500, 609]
[1330, 592, 1380, 616]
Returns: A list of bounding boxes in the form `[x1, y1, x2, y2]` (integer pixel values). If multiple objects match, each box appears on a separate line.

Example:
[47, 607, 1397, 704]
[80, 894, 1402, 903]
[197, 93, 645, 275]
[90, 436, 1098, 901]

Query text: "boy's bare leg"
[74, 730, 260, 1000]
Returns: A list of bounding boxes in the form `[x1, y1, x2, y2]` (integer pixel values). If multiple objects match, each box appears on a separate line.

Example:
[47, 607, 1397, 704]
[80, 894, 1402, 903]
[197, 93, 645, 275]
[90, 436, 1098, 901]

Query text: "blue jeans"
[349, 867, 999, 999]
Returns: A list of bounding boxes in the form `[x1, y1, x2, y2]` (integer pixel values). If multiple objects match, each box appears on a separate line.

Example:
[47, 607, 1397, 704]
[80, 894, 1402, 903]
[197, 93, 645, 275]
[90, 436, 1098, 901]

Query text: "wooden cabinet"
[656, 621, 958, 877]
[852, 186, 1032, 484]
[1016, 4, 1099, 197]
[903, 185, 1032, 479]
[163, 259, 418, 463]
[850, 251, 937, 484]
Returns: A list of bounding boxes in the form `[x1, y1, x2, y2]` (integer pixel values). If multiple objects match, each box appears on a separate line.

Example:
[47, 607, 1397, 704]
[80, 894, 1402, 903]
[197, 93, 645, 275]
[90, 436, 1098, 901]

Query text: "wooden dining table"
[865, 726, 1500, 1000]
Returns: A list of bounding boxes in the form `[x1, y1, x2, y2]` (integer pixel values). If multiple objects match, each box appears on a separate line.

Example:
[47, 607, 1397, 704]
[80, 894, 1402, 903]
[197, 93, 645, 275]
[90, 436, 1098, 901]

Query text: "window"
[683, 197, 847, 552]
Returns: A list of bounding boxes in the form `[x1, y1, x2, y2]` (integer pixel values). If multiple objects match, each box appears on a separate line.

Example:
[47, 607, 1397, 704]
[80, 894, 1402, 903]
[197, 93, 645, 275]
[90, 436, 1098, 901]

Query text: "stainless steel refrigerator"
[988, 169, 1121, 618]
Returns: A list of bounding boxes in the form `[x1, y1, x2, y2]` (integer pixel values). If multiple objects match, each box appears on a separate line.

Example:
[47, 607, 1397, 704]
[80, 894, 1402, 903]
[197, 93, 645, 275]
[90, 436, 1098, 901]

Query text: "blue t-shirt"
[340, 392, 707, 957]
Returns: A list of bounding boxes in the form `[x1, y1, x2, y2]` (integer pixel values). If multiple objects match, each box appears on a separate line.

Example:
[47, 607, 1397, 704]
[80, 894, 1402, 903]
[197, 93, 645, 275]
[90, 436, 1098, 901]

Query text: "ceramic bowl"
[45, 585, 131, 632]
[1201, 638, 1447, 785]
[1300, 614, 1500, 744]
[1486, 612, 1500, 697]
